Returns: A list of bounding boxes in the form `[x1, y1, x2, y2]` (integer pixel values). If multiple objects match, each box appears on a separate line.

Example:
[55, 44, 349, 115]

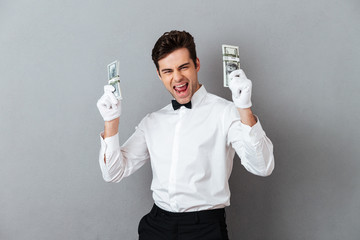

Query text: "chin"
[174, 96, 190, 104]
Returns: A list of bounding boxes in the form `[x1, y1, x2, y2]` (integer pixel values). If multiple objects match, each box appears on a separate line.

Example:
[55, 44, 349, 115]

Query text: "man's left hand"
[228, 69, 252, 109]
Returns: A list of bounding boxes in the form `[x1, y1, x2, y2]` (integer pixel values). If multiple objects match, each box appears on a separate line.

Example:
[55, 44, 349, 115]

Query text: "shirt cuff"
[100, 131, 120, 153]
[240, 115, 266, 144]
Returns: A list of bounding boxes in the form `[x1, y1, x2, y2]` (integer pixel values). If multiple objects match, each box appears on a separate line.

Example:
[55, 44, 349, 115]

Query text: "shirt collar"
[190, 85, 207, 109]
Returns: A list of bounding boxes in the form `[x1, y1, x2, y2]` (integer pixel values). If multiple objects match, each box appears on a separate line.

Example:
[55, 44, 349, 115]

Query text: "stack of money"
[222, 45, 240, 87]
[107, 60, 122, 100]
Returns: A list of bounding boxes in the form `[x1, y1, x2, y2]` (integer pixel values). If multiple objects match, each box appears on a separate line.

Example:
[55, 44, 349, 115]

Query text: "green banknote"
[222, 44, 240, 87]
[107, 60, 122, 100]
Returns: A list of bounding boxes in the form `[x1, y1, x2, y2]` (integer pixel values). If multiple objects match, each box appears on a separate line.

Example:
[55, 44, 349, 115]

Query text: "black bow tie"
[172, 100, 192, 110]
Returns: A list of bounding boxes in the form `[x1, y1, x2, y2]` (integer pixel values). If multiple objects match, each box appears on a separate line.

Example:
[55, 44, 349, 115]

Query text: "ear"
[156, 69, 162, 81]
[195, 58, 200, 72]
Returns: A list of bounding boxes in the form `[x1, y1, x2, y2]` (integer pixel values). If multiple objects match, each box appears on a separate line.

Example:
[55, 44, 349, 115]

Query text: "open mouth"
[174, 83, 189, 94]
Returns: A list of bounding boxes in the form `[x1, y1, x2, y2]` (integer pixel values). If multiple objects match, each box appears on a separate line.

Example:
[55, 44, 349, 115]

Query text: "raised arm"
[227, 69, 274, 176]
[97, 85, 149, 182]
[97, 85, 121, 163]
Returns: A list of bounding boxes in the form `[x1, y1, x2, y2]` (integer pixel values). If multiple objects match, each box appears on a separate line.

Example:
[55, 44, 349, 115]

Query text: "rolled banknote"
[107, 60, 122, 100]
[222, 44, 240, 87]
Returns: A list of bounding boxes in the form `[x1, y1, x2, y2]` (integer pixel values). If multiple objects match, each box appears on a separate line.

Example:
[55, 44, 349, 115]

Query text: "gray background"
[1, 0, 359, 239]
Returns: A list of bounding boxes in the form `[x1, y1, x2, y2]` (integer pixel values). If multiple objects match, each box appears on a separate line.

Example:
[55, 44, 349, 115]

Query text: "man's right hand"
[97, 85, 121, 122]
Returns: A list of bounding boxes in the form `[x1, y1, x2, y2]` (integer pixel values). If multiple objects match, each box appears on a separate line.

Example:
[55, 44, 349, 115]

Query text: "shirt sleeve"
[225, 105, 275, 176]
[98, 118, 150, 182]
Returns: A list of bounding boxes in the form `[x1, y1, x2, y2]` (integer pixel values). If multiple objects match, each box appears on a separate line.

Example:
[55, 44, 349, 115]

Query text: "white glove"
[97, 85, 121, 121]
[228, 69, 252, 109]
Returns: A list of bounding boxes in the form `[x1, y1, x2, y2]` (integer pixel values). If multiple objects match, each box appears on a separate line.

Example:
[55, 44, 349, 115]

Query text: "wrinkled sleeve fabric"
[224, 105, 274, 176]
[98, 118, 150, 182]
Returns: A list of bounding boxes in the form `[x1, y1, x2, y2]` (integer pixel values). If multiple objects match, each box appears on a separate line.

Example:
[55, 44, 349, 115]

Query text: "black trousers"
[138, 204, 229, 240]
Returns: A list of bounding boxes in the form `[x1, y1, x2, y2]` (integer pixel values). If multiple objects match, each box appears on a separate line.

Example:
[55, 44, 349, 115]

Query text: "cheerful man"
[97, 30, 274, 240]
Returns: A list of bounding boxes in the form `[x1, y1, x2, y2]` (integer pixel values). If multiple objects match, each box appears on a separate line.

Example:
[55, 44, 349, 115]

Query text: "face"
[157, 48, 200, 104]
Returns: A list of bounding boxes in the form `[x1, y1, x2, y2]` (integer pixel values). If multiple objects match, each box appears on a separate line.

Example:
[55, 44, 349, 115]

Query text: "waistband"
[150, 204, 226, 224]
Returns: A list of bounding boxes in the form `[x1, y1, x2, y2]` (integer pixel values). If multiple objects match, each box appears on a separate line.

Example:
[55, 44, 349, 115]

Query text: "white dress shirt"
[99, 86, 274, 212]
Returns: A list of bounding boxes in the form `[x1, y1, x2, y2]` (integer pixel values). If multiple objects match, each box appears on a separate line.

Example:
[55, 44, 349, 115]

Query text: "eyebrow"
[161, 62, 190, 73]
[178, 62, 190, 68]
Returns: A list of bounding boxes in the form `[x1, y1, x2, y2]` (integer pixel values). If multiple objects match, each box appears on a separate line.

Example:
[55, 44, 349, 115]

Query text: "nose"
[173, 69, 183, 82]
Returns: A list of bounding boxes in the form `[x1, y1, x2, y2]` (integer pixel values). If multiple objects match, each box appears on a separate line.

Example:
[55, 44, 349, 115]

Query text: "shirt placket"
[168, 106, 187, 211]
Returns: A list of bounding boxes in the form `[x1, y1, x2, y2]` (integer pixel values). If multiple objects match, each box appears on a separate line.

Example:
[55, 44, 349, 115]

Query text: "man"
[97, 30, 274, 240]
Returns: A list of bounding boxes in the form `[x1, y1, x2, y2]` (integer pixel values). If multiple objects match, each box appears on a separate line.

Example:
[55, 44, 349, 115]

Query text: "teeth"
[175, 83, 186, 88]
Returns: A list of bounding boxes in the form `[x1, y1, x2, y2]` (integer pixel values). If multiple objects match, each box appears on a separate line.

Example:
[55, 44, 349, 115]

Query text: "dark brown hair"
[151, 30, 197, 71]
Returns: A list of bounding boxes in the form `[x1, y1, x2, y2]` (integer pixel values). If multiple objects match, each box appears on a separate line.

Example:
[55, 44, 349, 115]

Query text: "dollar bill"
[107, 60, 122, 100]
[222, 44, 240, 87]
